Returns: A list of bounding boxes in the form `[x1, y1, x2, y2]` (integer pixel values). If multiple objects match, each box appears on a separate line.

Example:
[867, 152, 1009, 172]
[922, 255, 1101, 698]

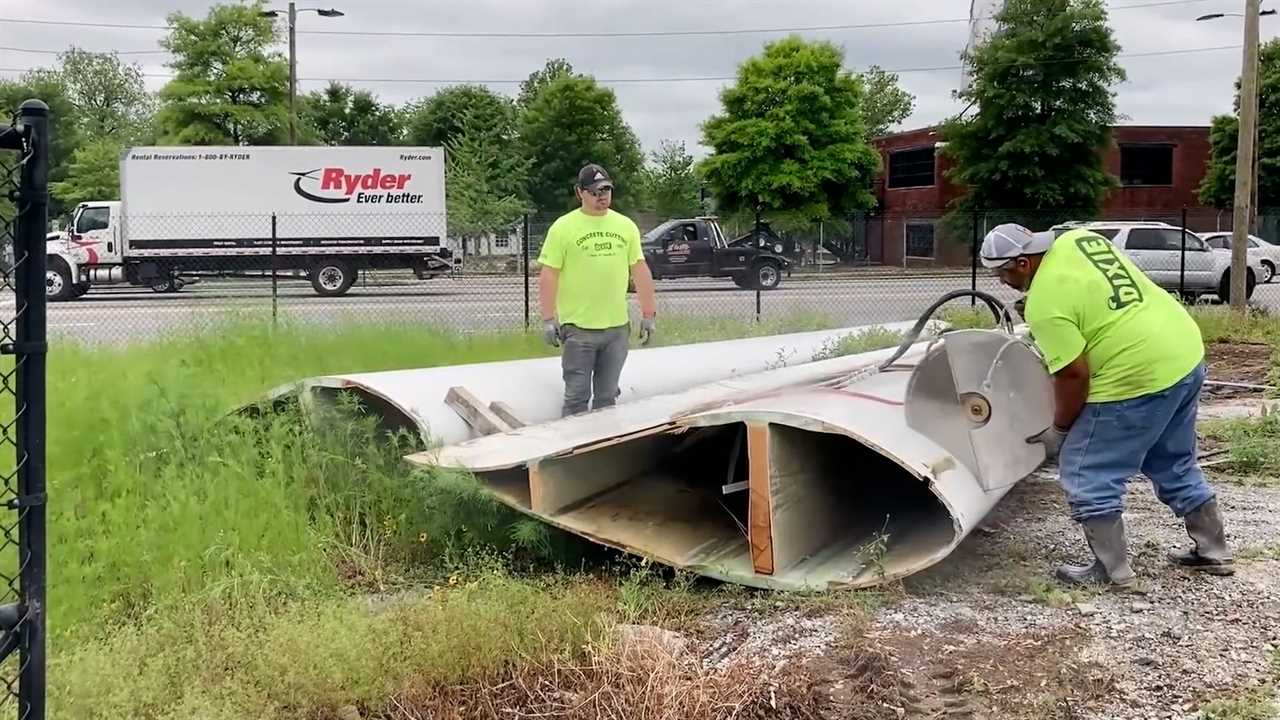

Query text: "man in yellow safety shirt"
[538, 164, 658, 417]
[981, 223, 1233, 590]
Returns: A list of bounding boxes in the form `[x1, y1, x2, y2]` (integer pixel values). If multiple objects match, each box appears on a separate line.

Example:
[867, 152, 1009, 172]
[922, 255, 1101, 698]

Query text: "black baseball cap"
[576, 164, 613, 191]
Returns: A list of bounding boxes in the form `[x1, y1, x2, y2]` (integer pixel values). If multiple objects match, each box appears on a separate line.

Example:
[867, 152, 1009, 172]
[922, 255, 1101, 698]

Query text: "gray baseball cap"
[980, 223, 1055, 268]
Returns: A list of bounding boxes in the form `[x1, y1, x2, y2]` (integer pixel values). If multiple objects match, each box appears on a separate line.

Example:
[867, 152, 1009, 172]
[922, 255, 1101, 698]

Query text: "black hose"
[877, 290, 1019, 370]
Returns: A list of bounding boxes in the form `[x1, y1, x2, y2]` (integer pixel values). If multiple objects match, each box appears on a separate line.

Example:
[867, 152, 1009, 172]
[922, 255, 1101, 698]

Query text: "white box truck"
[46, 145, 453, 301]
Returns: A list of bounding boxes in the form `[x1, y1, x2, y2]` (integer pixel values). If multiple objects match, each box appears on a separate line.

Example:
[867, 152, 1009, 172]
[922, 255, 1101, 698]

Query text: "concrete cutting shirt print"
[537, 208, 643, 330]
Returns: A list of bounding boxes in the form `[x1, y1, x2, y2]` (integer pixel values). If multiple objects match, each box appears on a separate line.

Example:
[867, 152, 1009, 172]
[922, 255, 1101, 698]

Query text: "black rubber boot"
[1169, 498, 1234, 576]
[1056, 515, 1138, 590]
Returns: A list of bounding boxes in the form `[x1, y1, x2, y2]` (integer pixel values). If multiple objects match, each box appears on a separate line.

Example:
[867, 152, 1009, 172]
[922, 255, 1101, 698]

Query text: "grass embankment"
[44, 313, 902, 719]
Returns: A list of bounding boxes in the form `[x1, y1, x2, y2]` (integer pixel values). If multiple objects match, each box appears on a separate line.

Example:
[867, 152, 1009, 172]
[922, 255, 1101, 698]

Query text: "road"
[30, 272, 1280, 345]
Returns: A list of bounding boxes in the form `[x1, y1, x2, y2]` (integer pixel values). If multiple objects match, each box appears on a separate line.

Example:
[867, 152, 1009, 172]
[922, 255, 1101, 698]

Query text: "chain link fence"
[42, 205, 1280, 345]
[0, 100, 49, 719]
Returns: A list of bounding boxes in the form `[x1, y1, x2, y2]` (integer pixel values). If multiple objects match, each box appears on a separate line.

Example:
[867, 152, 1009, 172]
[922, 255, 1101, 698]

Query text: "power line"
[0, 46, 165, 56]
[0, 44, 1243, 86]
[0, 0, 1216, 40]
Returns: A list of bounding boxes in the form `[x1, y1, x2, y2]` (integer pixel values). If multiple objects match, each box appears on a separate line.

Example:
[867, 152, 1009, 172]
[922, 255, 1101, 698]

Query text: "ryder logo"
[289, 167, 425, 205]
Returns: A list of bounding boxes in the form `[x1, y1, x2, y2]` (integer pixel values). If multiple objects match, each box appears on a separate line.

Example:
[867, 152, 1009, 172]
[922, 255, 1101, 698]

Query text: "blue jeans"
[1058, 363, 1215, 523]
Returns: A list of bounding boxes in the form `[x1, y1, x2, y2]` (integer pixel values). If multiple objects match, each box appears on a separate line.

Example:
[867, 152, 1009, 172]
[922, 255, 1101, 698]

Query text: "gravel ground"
[678, 465, 1280, 719]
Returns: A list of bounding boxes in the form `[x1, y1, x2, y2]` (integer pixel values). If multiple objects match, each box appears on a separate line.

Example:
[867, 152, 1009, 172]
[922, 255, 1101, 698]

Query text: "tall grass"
[33, 312, 914, 715]
[45, 313, 862, 638]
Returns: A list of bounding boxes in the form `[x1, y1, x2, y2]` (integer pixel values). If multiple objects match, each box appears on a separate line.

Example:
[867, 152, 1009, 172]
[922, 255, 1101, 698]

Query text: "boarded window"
[887, 147, 936, 189]
[905, 222, 936, 258]
[1120, 144, 1174, 186]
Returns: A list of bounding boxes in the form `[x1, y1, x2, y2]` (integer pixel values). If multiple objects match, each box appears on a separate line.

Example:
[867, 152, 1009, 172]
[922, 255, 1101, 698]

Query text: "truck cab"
[641, 217, 790, 290]
[47, 201, 126, 301]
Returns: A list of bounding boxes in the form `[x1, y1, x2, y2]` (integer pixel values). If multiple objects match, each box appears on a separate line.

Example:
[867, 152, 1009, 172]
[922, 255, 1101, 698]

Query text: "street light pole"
[288, 1, 297, 145]
[260, 4, 344, 146]
[1229, 0, 1260, 311]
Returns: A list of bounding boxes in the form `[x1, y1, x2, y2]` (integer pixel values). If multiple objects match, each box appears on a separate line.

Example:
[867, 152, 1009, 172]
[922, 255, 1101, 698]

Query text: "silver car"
[1198, 232, 1280, 284]
[1051, 221, 1261, 303]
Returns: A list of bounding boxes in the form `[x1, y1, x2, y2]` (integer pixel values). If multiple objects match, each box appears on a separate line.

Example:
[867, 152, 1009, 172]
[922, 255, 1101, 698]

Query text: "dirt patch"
[1204, 342, 1276, 399]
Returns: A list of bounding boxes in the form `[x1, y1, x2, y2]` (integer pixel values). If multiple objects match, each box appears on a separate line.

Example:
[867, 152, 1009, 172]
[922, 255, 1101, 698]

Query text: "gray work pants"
[560, 324, 630, 417]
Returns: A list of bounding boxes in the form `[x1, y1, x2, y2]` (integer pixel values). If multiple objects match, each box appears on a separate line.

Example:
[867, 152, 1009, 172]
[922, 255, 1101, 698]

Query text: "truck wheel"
[150, 276, 184, 293]
[753, 260, 782, 290]
[310, 259, 356, 296]
[1218, 269, 1257, 303]
[47, 259, 75, 302]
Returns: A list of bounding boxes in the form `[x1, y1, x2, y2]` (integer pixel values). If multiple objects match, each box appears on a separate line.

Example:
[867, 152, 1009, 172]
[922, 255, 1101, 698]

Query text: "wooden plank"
[488, 401, 527, 429]
[444, 386, 512, 436]
[747, 423, 775, 576]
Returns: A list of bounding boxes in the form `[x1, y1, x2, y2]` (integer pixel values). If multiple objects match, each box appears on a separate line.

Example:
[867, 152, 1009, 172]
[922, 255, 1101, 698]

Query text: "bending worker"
[981, 223, 1233, 589]
[538, 163, 658, 417]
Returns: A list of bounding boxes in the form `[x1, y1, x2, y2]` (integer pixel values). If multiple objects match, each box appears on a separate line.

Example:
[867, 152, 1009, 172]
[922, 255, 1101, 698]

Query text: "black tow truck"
[640, 216, 792, 290]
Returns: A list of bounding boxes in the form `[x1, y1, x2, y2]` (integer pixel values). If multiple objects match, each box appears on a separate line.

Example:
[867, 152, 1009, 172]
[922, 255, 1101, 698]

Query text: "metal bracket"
[0, 342, 47, 356]
[6, 493, 46, 510]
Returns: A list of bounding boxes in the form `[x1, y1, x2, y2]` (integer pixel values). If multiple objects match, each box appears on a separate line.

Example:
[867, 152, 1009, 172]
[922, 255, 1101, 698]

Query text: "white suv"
[1050, 221, 1261, 303]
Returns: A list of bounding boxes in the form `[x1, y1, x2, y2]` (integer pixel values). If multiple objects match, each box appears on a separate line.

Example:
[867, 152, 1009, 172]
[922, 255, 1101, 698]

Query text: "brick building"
[864, 125, 1219, 266]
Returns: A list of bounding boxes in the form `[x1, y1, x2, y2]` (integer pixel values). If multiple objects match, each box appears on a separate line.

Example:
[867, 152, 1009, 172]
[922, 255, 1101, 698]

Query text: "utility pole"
[288, 1, 297, 145]
[1229, 0, 1261, 312]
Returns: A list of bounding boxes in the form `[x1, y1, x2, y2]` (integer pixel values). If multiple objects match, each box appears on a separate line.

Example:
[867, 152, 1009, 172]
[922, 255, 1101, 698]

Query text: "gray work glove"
[542, 319, 561, 348]
[1027, 425, 1068, 461]
[639, 316, 656, 346]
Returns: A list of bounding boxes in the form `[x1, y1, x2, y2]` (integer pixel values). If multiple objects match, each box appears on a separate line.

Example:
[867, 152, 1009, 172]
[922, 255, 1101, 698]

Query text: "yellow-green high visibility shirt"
[1024, 229, 1204, 403]
[537, 209, 643, 329]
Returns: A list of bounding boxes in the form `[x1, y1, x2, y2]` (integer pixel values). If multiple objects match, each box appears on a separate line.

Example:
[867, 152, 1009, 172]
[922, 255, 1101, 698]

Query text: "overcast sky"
[4, 0, 1279, 157]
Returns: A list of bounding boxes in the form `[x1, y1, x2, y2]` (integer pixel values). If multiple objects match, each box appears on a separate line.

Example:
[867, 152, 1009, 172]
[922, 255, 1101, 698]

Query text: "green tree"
[446, 111, 531, 255]
[404, 85, 515, 149]
[300, 82, 403, 145]
[55, 48, 154, 141]
[518, 75, 644, 211]
[1198, 39, 1280, 209]
[155, 2, 289, 145]
[940, 0, 1124, 226]
[698, 36, 880, 224]
[859, 65, 915, 137]
[517, 58, 576, 108]
[645, 140, 702, 218]
[50, 138, 123, 207]
[0, 73, 83, 219]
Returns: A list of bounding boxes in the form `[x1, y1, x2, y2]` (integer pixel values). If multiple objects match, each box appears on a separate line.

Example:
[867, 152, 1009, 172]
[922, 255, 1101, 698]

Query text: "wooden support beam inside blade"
[445, 386, 513, 436]
[747, 423, 775, 576]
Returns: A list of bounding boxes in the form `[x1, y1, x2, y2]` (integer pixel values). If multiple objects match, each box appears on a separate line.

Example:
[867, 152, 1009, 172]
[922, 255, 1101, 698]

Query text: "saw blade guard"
[904, 329, 1055, 492]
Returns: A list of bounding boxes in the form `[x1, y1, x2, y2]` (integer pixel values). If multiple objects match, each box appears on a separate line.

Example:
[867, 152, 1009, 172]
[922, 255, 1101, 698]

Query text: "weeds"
[1200, 414, 1280, 482]
[811, 326, 904, 361]
[1199, 686, 1278, 720]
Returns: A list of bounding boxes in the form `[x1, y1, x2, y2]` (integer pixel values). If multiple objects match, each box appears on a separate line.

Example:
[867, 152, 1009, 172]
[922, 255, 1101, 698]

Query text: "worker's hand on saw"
[1026, 426, 1068, 460]
[639, 316, 656, 346]
[542, 319, 561, 348]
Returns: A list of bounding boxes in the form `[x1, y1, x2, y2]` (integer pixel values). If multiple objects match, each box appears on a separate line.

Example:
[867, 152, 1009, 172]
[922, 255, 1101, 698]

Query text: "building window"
[887, 146, 936, 189]
[495, 236, 511, 249]
[1120, 144, 1174, 186]
[905, 222, 936, 259]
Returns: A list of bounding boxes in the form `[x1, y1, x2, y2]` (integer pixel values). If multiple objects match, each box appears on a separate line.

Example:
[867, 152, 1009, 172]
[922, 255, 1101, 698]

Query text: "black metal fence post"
[523, 213, 531, 331]
[1179, 206, 1188, 299]
[1, 98, 50, 720]
[971, 209, 980, 307]
[271, 213, 279, 328]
